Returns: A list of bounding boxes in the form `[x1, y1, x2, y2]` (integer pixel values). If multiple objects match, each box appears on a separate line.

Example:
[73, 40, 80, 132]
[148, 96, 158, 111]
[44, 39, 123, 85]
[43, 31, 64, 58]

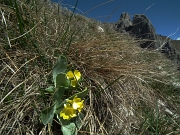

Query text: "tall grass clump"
[0, 0, 180, 134]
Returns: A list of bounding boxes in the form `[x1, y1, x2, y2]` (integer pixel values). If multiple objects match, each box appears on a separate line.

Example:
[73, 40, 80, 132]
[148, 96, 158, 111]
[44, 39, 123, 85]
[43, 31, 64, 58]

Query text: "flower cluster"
[60, 96, 84, 120]
[66, 70, 81, 87]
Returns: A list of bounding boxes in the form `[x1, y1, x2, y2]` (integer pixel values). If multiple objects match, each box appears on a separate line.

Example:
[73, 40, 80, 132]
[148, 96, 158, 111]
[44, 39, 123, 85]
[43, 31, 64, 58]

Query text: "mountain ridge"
[105, 12, 180, 70]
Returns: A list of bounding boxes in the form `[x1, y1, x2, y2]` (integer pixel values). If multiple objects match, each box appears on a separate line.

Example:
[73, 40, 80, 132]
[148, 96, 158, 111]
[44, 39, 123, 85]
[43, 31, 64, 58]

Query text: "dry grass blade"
[0, 0, 180, 134]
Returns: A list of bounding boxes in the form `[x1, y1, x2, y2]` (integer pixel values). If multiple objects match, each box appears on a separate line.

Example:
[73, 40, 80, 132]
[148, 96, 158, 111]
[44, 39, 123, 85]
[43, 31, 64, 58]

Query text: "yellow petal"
[66, 71, 74, 79]
[71, 79, 77, 87]
[74, 70, 81, 81]
[60, 103, 77, 120]
[73, 96, 82, 102]
[60, 112, 70, 120]
[67, 99, 73, 104]
[72, 100, 84, 111]
[70, 96, 84, 112]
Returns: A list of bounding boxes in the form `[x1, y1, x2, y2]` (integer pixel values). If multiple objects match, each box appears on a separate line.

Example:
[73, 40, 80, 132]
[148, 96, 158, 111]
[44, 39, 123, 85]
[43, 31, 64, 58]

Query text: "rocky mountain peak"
[113, 12, 180, 70]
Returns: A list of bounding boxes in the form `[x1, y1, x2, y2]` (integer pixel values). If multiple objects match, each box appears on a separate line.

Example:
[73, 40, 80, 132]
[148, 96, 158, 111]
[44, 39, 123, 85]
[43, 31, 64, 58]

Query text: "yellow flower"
[66, 70, 81, 87]
[60, 96, 84, 120]
[68, 96, 84, 112]
[60, 103, 77, 120]
[66, 71, 74, 80]
[73, 70, 81, 80]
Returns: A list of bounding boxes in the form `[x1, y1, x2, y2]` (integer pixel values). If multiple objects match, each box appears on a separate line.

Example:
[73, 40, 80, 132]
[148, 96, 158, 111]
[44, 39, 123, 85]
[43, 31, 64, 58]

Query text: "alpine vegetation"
[0, 0, 180, 135]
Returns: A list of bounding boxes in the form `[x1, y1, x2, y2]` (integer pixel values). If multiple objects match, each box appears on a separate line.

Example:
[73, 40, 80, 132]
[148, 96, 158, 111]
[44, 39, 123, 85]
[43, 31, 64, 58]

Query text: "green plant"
[136, 101, 180, 135]
[1, 0, 180, 134]
[40, 55, 88, 135]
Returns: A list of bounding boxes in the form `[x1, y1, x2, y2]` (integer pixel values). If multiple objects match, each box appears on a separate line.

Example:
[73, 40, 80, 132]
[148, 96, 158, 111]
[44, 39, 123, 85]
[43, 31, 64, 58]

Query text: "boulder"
[97, 26, 104, 32]
[114, 13, 160, 48]
[161, 40, 176, 59]
[158, 35, 176, 58]
[157, 35, 180, 69]
[131, 14, 158, 48]
[114, 12, 132, 33]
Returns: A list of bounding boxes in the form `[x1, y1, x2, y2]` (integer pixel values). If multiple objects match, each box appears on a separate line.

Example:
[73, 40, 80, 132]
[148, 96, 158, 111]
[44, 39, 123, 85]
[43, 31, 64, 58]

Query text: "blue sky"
[52, 0, 180, 40]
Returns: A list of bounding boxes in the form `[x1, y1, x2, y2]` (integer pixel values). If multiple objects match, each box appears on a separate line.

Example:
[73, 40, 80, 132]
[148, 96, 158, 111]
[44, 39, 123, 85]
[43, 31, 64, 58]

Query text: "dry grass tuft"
[67, 32, 179, 134]
[0, 0, 180, 134]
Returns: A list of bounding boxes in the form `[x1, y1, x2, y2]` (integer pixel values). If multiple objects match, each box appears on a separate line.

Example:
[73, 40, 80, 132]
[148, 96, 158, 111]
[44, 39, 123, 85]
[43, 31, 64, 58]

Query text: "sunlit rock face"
[131, 14, 159, 48]
[114, 12, 132, 33]
[115, 13, 159, 48]
[113, 12, 180, 70]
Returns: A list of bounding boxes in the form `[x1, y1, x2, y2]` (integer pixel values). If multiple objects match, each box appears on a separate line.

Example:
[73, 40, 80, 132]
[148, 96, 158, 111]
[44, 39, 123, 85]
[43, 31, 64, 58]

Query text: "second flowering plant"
[40, 55, 88, 135]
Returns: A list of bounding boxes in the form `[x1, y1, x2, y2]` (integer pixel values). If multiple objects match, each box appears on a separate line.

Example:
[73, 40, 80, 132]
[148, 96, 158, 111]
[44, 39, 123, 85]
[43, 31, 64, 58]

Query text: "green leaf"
[56, 113, 71, 125]
[53, 87, 66, 106]
[53, 55, 67, 85]
[40, 104, 55, 125]
[55, 100, 66, 114]
[75, 113, 84, 129]
[55, 73, 69, 88]
[45, 86, 55, 93]
[61, 123, 77, 135]
[69, 87, 88, 100]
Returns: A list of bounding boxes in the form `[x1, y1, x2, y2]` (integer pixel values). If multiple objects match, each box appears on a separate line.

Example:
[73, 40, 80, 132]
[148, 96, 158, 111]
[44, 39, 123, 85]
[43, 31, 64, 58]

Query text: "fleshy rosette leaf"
[53, 55, 67, 87]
